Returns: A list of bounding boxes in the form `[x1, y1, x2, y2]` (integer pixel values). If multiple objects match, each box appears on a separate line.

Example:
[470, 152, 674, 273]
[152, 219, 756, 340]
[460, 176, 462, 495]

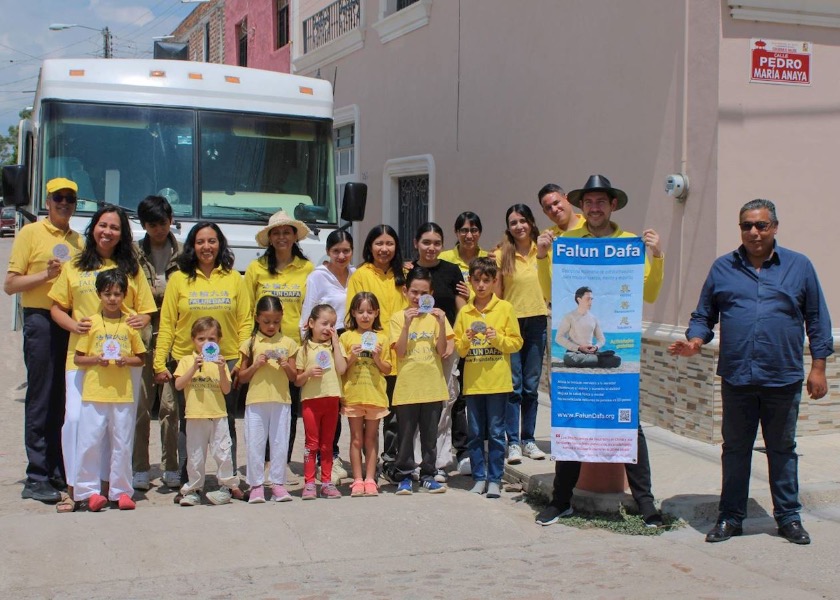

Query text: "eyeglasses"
[457, 227, 480, 235]
[738, 221, 774, 232]
[51, 194, 77, 204]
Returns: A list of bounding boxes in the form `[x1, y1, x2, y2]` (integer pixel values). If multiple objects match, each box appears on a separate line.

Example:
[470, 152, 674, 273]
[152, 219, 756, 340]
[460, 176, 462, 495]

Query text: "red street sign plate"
[751, 39, 811, 86]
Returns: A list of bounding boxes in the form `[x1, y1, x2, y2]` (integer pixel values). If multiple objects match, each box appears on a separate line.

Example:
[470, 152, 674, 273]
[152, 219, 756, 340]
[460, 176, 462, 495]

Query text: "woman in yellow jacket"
[153, 221, 251, 494]
[345, 224, 407, 480]
[496, 204, 549, 466]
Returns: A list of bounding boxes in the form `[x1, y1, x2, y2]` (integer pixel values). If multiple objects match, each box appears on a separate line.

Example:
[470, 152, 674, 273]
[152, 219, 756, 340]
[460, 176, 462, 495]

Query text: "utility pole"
[103, 26, 112, 58]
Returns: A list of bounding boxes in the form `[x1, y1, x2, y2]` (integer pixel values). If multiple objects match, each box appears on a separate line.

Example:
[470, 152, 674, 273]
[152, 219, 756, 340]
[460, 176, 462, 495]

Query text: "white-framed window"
[333, 104, 359, 225]
[382, 154, 435, 231]
[372, 0, 432, 44]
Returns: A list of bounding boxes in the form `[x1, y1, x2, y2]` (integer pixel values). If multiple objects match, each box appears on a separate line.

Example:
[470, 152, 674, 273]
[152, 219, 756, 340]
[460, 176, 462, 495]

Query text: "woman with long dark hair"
[496, 204, 549, 466]
[153, 221, 251, 498]
[49, 204, 156, 512]
[346, 224, 407, 480]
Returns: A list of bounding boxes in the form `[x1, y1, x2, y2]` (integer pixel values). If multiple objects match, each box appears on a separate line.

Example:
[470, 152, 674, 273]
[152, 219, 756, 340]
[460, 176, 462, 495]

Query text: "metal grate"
[303, 0, 361, 54]
[397, 174, 429, 260]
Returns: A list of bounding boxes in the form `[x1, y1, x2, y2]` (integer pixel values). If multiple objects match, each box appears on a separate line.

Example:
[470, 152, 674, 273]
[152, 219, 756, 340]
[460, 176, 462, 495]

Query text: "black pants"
[177, 358, 239, 485]
[550, 425, 656, 515]
[380, 376, 398, 476]
[22, 309, 68, 482]
[450, 358, 469, 461]
[394, 402, 443, 481]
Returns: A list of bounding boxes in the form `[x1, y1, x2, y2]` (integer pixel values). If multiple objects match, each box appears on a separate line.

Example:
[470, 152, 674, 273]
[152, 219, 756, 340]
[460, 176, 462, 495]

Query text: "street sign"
[750, 39, 811, 86]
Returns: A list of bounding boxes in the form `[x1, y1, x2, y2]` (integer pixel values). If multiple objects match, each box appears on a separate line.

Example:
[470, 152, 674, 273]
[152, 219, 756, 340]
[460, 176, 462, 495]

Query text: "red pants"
[302, 396, 340, 484]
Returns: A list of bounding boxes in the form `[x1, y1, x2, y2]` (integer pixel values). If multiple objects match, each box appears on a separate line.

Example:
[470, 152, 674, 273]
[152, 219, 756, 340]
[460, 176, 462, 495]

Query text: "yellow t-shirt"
[7, 219, 84, 310]
[76, 314, 146, 403]
[346, 262, 407, 376]
[239, 332, 298, 405]
[537, 218, 587, 300]
[49, 259, 156, 370]
[339, 329, 389, 408]
[174, 354, 230, 419]
[244, 256, 314, 341]
[454, 295, 523, 395]
[154, 268, 252, 373]
[296, 340, 346, 400]
[438, 245, 490, 283]
[498, 242, 549, 318]
[389, 311, 453, 406]
[542, 215, 587, 237]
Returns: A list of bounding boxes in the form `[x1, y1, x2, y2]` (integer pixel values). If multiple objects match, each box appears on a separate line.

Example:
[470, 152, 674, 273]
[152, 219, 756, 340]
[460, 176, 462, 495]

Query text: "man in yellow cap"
[4, 177, 84, 503]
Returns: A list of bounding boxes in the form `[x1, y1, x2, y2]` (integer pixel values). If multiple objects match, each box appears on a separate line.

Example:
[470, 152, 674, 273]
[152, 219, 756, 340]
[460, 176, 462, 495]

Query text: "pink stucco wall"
[225, 0, 291, 72]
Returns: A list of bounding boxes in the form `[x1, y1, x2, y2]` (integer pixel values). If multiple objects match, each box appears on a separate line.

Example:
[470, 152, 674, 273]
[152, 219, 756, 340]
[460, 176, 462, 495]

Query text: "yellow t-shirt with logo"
[7, 219, 84, 310]
[454, 295, 523, 395]
[239, 332, 298, 405]
[174, 354, 230, 419]
[76, 314, 146, 403]
[346, 262, 407, 376]
[154, 267, 252, 373]
[339, 330, 389, 408]
[389, 311, 453, 406]
[49, 259, 156, 370]
[498, 242, 549, 318]
[296, 340, 345, 401]
[244, 256, 314, 341]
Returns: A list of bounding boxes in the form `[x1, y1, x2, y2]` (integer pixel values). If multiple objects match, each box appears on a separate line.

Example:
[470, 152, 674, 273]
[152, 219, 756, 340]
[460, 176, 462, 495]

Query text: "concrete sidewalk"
[504, 391, 840, 522]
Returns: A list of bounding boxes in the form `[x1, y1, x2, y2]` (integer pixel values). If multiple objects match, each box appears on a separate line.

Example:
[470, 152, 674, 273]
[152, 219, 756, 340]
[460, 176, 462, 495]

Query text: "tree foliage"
[1, 108, 33, 166]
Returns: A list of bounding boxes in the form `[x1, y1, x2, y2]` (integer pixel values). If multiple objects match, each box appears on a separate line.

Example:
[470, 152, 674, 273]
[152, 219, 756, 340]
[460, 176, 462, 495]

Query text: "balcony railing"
[303, 0, 361, 54]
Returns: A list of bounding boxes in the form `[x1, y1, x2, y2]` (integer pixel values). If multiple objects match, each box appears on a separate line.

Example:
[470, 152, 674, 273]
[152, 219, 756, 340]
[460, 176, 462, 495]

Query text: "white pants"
[74, 402, 134, 501]
[181, 418, 237, 493]
[245, 403, 291, 487]
[414, 352, 460, 469]
[63, 367, 143, 487]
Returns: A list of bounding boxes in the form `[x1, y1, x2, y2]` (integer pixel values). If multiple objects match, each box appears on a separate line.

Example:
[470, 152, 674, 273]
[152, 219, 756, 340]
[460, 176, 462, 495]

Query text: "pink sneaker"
[117, 493, 136, 510]
[350, 479, 365, 497]
[364, 479, 379, 496]
[321, 483, 342, 499]
[301, 482, 317, 500]
[248, 485, 266, 504]
[272, 484, 292, 502]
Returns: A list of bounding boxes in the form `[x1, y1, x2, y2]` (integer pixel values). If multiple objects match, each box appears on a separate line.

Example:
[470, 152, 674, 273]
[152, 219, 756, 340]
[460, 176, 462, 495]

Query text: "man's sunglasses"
[738, 221, 774, 232]
[51, 194, 77, 204]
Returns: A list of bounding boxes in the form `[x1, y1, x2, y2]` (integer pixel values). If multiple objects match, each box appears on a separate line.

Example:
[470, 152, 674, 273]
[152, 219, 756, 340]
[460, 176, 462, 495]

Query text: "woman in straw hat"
[245, 211, 315, 470]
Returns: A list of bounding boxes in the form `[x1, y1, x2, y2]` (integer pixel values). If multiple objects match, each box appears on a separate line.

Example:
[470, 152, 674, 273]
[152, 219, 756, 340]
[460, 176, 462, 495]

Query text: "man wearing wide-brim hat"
[534, 174, 665, 527]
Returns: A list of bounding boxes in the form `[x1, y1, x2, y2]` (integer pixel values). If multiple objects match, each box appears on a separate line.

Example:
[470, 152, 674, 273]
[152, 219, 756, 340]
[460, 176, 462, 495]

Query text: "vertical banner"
[549, 237, 645, 463]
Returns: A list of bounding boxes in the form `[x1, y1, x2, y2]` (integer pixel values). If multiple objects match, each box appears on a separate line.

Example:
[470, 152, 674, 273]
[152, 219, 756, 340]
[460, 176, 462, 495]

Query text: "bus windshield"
[40, 101, 337, 224]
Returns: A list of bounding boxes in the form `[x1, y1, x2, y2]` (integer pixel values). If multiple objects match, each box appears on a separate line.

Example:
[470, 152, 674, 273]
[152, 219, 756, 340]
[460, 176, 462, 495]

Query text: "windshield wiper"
[208, 204, 272, 221]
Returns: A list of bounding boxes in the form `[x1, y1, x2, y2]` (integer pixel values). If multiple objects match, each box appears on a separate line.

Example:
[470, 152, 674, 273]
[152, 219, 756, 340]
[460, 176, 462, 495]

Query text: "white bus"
[3, 58, 365, 270]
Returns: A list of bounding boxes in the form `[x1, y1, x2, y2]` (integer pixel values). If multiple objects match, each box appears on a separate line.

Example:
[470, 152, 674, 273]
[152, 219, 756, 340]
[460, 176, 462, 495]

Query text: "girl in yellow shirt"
[295, 305, 348, 500]
[339, 292, 392, 497]
[237, 296, 299, 504]
[496, 204, 549, 466]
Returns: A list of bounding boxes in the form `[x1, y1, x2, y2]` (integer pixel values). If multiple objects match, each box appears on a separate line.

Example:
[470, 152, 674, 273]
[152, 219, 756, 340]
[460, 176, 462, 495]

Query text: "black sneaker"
[21, 479, 61, 503]
[643, 512, 664, 528]
[535, 504, 574, 526]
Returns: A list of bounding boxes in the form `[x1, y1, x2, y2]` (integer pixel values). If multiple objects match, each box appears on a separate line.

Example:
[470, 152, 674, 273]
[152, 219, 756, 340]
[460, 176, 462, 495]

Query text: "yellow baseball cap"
[46, 177, 79, 194]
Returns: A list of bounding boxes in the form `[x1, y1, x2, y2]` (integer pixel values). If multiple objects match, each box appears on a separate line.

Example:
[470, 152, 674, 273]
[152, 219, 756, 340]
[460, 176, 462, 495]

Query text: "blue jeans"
[720, 380, 802, 527]
[466, 394, 507, 483]
[506, 316, 546, 446]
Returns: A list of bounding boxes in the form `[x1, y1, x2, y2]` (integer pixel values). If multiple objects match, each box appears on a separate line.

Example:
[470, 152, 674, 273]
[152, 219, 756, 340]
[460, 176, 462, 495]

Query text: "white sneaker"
[332, 457, 349, 481]
[132, 471, 150, 491]
[162, 471, 181, 488]
[457, 456, 472, 475]
[434, 469, 448, 483]
[179, 490, 201, 506]
[507, 444, 523, 465]
[206, 486, 232, 505]
[523, 441, 546, 460]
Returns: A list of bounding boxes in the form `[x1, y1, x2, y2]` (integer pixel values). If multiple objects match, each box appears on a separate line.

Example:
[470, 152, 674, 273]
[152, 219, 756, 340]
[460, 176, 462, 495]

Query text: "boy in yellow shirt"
[454, 258, 523, 499]
[73, 270, 146, 511]
[389, 267, 454, 495]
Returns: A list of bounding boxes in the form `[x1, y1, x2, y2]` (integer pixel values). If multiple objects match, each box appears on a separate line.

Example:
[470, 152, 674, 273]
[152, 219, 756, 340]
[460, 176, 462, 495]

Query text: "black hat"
[567, 175, 628, 210]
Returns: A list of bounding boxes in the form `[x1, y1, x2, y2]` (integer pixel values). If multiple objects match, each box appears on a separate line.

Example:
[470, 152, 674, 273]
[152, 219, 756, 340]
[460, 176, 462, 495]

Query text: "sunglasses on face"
[51, 194, 77, 204]
[738, 221, 774, 232]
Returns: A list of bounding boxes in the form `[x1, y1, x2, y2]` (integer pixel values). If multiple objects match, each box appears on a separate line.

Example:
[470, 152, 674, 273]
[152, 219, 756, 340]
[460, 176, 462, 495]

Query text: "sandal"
[56, 492, 77, 514]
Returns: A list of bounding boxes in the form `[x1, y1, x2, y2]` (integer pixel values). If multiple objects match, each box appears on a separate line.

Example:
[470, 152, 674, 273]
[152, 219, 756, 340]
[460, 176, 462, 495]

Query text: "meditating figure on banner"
[555, 286, 620, 369]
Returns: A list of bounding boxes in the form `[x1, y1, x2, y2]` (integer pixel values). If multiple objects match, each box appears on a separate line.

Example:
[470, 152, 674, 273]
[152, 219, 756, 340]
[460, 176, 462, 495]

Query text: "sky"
[0, 0, 201, 137]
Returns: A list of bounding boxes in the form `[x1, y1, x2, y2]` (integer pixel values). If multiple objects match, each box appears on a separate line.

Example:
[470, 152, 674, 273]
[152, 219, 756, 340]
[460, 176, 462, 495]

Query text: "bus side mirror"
[340, 182, 366, 222]
[2, 165, 29, 208]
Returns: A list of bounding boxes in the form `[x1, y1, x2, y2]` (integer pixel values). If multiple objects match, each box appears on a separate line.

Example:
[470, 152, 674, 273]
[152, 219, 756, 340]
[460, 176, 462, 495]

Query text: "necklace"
[101, 311, 123, 339]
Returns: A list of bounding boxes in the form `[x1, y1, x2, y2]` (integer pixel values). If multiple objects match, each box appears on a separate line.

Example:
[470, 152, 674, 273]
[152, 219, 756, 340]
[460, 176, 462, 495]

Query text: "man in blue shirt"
[669, 199, 832, 545]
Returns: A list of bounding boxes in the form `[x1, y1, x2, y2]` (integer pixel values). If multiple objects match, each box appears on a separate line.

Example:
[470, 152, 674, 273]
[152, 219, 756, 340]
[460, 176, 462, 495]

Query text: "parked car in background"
[1, 207, 16, 237]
